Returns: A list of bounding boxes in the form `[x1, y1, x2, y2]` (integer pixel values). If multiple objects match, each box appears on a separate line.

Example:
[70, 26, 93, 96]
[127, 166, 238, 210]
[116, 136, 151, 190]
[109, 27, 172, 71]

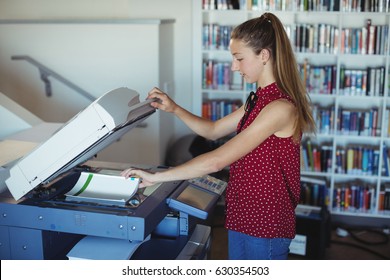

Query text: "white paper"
[65, 171, 140, 206]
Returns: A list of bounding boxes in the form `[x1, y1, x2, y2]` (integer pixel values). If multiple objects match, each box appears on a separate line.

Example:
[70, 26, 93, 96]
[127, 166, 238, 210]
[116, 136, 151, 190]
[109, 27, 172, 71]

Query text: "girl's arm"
[122, 99, 297, 187]
[147, 87, 244, 141]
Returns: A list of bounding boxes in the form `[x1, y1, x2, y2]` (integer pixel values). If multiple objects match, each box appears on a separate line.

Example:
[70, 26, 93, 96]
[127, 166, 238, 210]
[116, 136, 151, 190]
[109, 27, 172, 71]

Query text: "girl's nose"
[231, 61, 238, 71]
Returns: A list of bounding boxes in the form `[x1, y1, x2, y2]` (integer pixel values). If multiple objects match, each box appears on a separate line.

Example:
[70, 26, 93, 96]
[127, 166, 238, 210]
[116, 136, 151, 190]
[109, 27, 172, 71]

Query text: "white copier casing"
[6, 87, 150, 200]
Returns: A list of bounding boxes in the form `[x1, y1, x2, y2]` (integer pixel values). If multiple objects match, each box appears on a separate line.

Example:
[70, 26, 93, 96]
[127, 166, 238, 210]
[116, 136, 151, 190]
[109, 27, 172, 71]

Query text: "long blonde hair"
[231, 12, 316, 139]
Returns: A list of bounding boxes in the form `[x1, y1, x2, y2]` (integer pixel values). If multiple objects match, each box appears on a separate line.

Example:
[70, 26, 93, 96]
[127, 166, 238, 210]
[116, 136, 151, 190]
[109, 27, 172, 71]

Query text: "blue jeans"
[228, 230, 292, 260]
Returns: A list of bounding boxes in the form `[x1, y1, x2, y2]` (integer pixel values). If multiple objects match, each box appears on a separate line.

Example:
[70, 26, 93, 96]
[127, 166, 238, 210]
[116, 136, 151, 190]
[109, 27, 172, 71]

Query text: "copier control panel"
[187, 175, 226, 196]
[167, 175, 227, 220]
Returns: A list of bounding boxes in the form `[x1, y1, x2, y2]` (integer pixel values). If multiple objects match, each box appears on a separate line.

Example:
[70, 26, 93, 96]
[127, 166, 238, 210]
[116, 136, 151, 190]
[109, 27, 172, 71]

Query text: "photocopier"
[0, 87, 226, 260]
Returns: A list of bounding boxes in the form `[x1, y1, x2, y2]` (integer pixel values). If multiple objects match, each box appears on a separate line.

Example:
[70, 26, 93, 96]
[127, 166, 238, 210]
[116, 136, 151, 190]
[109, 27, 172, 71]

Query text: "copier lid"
[5, 87, 156, 200]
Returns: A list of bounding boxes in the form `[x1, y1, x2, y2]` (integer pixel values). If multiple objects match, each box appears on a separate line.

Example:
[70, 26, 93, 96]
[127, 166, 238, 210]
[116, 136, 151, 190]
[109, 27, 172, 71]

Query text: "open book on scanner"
[65, 170, 140, 206]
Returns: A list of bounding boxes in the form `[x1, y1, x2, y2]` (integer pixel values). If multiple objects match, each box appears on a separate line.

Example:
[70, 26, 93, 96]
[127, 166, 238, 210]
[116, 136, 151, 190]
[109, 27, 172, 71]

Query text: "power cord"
[347, 228, 389, 246]
[331, 240, 389, 260]
[333, 226, 390, 259]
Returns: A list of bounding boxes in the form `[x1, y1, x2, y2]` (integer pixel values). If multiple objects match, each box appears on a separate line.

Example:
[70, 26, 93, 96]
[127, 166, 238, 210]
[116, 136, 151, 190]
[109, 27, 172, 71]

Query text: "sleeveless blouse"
[225, 82, 301, 239]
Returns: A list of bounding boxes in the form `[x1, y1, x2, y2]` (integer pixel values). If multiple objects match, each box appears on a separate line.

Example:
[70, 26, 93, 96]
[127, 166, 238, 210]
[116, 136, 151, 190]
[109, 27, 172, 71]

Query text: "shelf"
[193, 1, 390, 219]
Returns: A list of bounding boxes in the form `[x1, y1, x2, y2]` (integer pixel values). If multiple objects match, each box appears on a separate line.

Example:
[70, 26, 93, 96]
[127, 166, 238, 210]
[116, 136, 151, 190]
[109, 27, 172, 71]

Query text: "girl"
[122, 12, 316, 260]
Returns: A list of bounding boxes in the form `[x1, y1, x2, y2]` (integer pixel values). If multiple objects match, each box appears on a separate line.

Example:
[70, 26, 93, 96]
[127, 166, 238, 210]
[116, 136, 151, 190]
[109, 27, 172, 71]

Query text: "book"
[332, 181, 376, 213]
[383, 144, 390, 177]
[65, 170, 140, 206]
[385, 188, 390, 211]
[386, 109, 390, 137]
[202, 99, 242, 120]
[301, 145, 309, 171]
[300, 176, 328, 207]
[362, 147, 369, 175]
[335, 149, 343, 173]
[306, 140, 314, 171]
[379, 190, 385, 211]
[320, 145, 333, 172]
[313, 148, 322, 172]
[347, 147, 354, 174]
[368, 23, 376, 55]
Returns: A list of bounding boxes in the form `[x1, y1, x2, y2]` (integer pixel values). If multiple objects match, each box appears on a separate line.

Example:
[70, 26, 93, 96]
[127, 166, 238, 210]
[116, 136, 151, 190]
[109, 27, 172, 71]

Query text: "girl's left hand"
[121, 168, 156, 188]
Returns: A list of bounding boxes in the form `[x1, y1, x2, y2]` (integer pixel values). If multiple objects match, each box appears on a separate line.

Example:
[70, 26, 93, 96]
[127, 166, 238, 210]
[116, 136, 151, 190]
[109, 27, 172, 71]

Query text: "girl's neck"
[258, 79, 276, 90]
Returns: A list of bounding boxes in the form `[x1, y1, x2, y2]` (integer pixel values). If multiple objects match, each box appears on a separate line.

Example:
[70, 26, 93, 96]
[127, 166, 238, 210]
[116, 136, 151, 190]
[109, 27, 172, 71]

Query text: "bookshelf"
[192, 0, 390, 220]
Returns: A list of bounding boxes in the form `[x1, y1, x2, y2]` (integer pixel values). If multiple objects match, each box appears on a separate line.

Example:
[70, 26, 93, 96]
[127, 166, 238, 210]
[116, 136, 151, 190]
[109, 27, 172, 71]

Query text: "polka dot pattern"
[225, 83, 301, 239]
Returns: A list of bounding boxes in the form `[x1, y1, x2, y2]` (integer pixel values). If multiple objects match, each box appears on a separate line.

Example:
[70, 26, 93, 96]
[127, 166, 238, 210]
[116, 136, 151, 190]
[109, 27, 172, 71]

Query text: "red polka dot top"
[225, 82, 301, 239]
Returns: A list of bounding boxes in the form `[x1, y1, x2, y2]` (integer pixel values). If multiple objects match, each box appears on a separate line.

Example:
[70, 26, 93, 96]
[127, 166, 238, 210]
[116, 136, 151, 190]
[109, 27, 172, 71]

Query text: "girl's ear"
[261, 49, 270, 64]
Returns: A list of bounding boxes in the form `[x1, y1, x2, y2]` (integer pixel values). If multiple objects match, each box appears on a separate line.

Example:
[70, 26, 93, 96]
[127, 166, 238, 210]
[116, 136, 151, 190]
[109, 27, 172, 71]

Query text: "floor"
[208, 207, 390, 260]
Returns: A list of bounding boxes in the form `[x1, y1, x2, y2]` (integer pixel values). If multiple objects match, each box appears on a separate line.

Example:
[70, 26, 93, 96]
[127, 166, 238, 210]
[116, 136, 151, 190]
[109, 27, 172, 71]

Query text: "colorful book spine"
[202, 99, 242, 120]
[299, 62, 336, 95]
[339, 66, 385, 97]
[203, 0, 388, 12]
[336, 107, 381, 136]
[300, 145, 308, 171]
[379, 187, 390, 212]
[340, 20, 388, 55]
[335, 145, 379, 175]
[383, 144, 390, 177]
[306, 140, 314, 171]
[202, 60, 232, 90]
[310, 104, 335, 134]
[300, 177, 329, 207]
[294, 23, 339, 54]
[202, 24, 233, 50]
[333, 183, 376, 213]
[301, 140, 332, 173]
[383, 108, 390, 137]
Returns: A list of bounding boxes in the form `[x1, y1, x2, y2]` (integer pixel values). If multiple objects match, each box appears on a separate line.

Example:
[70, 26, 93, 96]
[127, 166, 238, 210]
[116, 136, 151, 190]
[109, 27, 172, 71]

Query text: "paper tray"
[67, 235, 150, 260]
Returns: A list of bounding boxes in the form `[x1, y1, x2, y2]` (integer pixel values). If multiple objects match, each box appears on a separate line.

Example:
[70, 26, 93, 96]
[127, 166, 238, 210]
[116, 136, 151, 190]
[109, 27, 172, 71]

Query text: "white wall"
[0, 92, 42, 139]
[0, 0, 193, 139]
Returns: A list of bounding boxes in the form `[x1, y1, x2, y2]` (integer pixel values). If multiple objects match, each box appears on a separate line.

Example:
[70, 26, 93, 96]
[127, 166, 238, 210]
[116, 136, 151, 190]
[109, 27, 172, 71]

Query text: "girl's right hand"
[147, 87, 178, 113]
[120, 168, 157, 188]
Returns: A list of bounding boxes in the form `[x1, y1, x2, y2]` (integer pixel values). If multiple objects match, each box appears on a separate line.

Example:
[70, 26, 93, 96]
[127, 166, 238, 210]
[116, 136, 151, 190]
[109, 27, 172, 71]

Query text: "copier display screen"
[176, 185, 215, 211]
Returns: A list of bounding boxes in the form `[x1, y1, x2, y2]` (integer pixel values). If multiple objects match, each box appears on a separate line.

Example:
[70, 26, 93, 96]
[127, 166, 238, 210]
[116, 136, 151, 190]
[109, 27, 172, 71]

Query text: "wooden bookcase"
[192, 0, 390, 220]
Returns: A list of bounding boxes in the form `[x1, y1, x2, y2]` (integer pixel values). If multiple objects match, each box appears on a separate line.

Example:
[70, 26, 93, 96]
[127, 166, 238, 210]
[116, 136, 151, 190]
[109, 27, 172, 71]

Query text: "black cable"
[331, 225, 390, 259]
[330, 240, 389, 260]
[347, 228, 389, 246]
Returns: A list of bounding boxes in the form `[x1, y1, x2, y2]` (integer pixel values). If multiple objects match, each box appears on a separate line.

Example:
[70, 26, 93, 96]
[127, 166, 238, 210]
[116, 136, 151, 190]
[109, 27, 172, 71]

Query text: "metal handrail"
[11, 55, 95, 101]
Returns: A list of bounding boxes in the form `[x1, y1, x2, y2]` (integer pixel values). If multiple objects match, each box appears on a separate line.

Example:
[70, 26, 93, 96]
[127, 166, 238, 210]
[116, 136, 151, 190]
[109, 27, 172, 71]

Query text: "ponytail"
[231, 13, 316, 140]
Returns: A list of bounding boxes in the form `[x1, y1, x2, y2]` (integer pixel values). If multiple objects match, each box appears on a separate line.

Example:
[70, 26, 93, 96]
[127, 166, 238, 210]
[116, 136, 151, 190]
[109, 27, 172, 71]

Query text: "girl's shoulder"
[259, 83, 293, 106]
